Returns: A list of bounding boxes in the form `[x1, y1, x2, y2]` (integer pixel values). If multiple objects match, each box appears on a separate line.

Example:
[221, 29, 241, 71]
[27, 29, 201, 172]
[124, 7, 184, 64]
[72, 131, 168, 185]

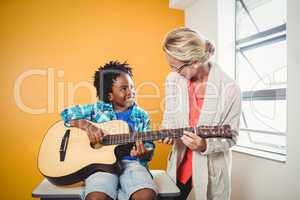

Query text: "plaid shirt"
[60, 101, 154, 167]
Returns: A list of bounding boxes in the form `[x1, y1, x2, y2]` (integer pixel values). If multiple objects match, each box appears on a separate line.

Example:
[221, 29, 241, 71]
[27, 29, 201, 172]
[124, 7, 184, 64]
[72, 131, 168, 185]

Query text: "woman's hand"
[69, 119, 105, 144]
[130, 140, 150, 158]
[181, 131, 207, 152]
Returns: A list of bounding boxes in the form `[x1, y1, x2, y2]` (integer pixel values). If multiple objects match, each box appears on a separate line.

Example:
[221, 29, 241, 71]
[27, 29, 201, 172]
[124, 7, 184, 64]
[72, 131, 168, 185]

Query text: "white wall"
[169, 0, 300, 199]
[185, 0, 218, 47]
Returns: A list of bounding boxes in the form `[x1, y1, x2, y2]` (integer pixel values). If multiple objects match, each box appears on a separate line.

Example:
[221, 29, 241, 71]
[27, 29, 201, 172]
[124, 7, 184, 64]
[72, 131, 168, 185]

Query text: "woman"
[160, 27, 241, 200]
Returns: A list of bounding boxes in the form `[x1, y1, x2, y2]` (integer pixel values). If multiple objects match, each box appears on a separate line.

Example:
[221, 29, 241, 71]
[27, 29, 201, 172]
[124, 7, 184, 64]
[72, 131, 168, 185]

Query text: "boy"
[60, 61, 157, 200]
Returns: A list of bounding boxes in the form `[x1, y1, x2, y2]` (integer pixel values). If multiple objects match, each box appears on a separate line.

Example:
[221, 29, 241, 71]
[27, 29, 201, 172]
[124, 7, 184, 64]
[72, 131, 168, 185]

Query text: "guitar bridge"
[59, 129, 70, 162]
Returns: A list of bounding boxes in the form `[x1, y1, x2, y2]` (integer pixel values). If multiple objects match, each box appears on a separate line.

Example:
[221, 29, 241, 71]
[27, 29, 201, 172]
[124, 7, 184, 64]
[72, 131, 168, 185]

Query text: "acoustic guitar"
[38, 120, 231, 185]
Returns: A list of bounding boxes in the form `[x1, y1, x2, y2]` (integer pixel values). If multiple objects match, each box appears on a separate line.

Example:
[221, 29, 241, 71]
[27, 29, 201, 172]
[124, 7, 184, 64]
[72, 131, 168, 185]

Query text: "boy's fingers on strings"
[86, 124, 105, 143]
[140, 141, 147, 154]
[163, 137, 169, 144]
[94, 133, 100, 143]
[88, 132, 95, 143]
[95, 129, 104, 143]
[135, 140, 148, 155]
[162, 137, 173, 145]
[130, 146, 137, 157]
[136, 141, 142, 154]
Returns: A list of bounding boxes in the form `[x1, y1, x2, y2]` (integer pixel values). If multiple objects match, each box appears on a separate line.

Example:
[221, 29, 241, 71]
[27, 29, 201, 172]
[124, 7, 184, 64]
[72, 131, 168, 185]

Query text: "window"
[235, 0, 287, 156]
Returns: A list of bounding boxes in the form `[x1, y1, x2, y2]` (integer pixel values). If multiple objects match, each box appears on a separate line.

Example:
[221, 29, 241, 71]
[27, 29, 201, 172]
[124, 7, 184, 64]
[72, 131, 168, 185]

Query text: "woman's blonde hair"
[162, 27, 211, 63]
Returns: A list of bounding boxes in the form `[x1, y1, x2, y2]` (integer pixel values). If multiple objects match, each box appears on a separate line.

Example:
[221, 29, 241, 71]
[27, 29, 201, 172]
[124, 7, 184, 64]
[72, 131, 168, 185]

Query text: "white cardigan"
[162, 63, 241, 200]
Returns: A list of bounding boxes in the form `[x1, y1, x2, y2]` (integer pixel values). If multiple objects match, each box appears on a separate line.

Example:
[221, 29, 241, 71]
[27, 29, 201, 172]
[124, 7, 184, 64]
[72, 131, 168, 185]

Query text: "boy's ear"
[108, 93, 113, 102]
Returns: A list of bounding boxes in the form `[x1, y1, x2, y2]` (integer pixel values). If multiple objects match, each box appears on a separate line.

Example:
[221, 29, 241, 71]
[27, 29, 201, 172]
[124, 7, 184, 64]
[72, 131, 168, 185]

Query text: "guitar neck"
[101, 125, 232, 145]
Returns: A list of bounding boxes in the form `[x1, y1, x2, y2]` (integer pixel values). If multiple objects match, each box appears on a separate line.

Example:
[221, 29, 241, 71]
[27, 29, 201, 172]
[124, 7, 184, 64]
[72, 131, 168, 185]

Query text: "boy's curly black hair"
[93, 60, 133, 103]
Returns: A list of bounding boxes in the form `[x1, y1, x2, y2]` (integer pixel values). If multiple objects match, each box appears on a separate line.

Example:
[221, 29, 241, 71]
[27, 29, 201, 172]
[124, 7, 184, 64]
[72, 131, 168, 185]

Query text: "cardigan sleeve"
[200, 83, 242, 155]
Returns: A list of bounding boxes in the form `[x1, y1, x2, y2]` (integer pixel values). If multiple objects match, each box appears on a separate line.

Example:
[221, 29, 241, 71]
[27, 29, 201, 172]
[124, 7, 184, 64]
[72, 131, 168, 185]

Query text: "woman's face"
[165, 53, 199, 80]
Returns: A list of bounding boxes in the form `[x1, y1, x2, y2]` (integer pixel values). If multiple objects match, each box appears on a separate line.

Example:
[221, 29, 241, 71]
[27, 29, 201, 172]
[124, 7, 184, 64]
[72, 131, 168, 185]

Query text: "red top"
[177, 80, 205, 184]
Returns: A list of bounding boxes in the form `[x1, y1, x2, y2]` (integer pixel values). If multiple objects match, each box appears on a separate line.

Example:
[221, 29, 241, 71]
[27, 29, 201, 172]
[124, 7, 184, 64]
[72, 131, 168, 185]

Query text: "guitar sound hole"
[90, 142, 102, 149]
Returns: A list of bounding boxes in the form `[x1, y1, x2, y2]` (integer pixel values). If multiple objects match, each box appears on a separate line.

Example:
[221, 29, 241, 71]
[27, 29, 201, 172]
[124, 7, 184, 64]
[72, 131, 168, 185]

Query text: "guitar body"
[38, 120, 130, 186]
[38, 119, 232, 186]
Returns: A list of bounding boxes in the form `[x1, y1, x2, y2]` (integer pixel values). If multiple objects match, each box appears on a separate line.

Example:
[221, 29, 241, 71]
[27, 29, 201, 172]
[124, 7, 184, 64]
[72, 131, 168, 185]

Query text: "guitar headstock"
[196, 124, 232, 138]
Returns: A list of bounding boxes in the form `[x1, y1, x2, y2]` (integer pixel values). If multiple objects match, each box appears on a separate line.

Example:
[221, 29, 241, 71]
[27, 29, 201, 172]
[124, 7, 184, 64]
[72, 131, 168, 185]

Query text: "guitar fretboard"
[101, 126, 231, 145]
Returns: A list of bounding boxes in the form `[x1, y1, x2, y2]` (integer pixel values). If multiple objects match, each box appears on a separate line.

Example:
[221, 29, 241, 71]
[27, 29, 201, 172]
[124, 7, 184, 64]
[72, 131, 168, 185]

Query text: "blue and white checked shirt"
[60, 101, 155, 167]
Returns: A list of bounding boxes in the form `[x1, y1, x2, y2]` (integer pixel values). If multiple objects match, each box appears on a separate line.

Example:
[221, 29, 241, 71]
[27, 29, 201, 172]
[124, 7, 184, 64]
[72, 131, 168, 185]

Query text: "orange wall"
[0, 0, 183, 199]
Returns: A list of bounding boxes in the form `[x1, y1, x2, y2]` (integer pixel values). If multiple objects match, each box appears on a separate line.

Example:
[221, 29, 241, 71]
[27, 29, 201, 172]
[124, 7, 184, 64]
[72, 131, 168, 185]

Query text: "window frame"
[234, 0, 287, 159]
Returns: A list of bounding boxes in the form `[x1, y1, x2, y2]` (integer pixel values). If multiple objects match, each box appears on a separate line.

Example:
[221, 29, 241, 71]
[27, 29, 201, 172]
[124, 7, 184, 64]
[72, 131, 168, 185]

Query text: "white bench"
[32, 170, 180, 200]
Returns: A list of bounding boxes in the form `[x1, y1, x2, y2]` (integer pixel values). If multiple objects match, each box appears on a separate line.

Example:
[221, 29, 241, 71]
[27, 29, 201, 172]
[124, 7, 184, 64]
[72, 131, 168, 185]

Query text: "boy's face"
[109, 73, 135, 111]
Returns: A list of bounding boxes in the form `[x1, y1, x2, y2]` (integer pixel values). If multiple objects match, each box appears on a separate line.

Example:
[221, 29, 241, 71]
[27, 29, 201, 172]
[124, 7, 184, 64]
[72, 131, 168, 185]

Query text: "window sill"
[232, 145, 286, 163]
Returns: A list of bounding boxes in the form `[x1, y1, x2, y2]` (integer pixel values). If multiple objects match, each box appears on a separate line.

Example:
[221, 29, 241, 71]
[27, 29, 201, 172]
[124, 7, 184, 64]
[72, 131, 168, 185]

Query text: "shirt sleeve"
[60, 104, 94, 127]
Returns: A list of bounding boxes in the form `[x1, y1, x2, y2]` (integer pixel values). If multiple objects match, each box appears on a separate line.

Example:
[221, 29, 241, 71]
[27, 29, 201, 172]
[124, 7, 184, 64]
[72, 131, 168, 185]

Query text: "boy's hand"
[158, 137, 175, 145]
[85, 124, 105, 144]
[69, 119, 105, 144]
[130, 140, 150, 158]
